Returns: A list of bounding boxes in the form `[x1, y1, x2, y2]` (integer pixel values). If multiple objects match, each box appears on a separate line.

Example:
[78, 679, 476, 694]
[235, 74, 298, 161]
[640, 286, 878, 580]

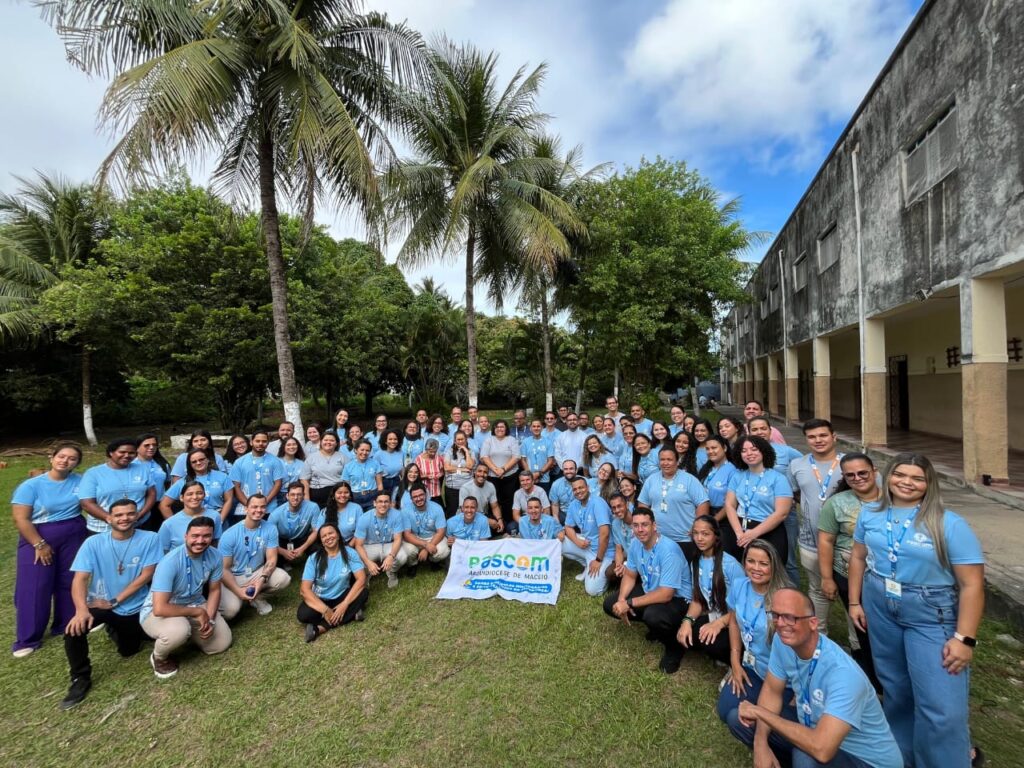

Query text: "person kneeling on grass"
[352, 491, 410, 589]
[399, 483, 450, 576]
[269, 482, 321, 568]
[218, 495, 291, 619]
[606, 492, 634, 590]
[61, 499, 161, 709]
[445, 497, 492, 544]
[141, 516, 232, 679]
[603, 507, 692, 674]
[298, 523, 368, 643]
[733, 588, 902, 768]
[518, 497, 563, 540]
[562, 476, 613, 596]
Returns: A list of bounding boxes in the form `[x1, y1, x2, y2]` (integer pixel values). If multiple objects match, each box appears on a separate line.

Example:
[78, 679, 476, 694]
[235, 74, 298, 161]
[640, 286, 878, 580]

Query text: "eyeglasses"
[767, 611, 814, 626]
[843, 470, 873, 480]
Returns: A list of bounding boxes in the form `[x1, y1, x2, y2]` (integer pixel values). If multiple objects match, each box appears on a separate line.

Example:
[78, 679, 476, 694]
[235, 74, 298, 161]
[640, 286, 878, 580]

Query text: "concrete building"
[721, 0, 1024, 485]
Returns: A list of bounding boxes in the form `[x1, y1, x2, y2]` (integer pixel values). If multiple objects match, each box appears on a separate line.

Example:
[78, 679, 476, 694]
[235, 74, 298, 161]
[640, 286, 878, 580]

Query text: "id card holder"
[742, 649, 756, 669]
[287, 542, 295, 552]
[884, 578, 902, 600]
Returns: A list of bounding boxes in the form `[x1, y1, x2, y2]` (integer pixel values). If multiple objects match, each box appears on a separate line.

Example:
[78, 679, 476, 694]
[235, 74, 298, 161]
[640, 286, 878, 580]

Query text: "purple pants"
[13, 516, 88, 652]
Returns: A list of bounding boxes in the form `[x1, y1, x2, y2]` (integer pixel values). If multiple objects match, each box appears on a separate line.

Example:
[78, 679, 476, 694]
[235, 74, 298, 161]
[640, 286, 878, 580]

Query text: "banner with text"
[436, 538, 562, 605]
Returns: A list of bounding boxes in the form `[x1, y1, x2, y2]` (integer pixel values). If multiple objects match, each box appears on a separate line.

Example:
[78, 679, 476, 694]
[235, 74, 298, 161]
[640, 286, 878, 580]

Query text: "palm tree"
[0, 173, 107, 444]
[385, 39, 580, 408]
[41, 0, 427, 434]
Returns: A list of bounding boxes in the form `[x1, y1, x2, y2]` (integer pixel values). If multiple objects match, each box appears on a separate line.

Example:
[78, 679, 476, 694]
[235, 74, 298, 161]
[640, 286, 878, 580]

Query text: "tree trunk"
[613, 367, 620, 399]
[540, 277, 553, 412]
[465, 225, 479, 408]
[575, 339, 587, 413]
[258, 128, 303, 436]
[81, 347, 97, 446]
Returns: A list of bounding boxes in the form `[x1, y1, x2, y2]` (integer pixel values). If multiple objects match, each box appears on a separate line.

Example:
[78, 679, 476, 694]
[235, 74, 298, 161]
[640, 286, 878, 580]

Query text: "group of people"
[10, 397, 985, 767]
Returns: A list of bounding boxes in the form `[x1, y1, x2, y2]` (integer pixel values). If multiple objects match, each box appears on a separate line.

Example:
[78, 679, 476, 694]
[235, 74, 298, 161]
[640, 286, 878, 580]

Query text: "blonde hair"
[743, 538, 792, 640]
[876, 453, 948, 569]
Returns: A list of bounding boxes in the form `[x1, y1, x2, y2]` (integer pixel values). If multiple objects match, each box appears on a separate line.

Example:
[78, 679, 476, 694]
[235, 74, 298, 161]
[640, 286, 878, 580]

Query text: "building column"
[751, 358, 762, 408]
[812, 336, 831, 421]
[862, 318, 887, 446]
[743, 363, 753, 404]
[784, 346, 799, 425]
[767, 353, 780, 417]
[961, 277, 1008, 484]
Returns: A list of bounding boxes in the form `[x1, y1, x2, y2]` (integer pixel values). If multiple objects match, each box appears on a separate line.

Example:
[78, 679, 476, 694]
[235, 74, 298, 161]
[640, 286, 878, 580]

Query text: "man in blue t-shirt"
[218, 495, 291, 620]
[229, 430, 285, 521]
[734, 588, 902, 768]
[141, 516, 232, 679]
[562, 476, 613, 596]
[61, 499, 161, 709]
[603, 507, 692, 674]
[445, 497, 492, 543]
[352, 491, 410, 589]
[399, 484, 449, 574]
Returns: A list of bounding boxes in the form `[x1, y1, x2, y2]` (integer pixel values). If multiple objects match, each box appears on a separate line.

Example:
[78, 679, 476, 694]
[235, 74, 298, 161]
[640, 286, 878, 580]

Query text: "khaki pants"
[219, 568, 292, 620]
[400, 539, 450, 566]
[142, 611, 232, 660]
[362, 543, 409, 574]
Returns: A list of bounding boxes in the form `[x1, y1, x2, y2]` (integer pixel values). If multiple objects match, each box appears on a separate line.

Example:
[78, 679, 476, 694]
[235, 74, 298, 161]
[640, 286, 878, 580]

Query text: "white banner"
[436, 538, 562, 605]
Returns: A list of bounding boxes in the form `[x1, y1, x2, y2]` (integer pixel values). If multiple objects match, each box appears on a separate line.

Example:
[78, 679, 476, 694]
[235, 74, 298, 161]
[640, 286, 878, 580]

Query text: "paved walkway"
[716, 405, 1024, 630]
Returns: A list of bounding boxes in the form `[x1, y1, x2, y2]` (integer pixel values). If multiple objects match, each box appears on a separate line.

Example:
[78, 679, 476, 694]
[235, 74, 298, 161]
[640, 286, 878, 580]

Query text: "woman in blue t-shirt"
[10, 441, 88, 657]
[698, 436, 735, 518]
[373, 430, 404, 498]
[297, 523, 368, 642]
[847, 453, 984, 768]
[275, 437, 306, 504]
[722, 435, 793, 564]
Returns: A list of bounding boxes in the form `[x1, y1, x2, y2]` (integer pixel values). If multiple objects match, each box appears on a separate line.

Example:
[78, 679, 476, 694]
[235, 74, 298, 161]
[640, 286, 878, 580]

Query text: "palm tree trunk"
[258, 128, 303, 436]
[81, 346, 97, 446]
[465, 225, 479, 408]
[540, 277, 553, 412]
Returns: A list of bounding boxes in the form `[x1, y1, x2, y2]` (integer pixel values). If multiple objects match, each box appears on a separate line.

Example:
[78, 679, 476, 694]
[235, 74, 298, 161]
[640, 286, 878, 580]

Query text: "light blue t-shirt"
[71, 529, 161, 615]
[519, 515, 561, 540]
[637, 470, 709, 543]
[12, 472, 83, 524]
[79, 463, 155, 532]
[158, 511, 224, 553]
[585, 453, 618, 477]
[277, 459, 305, 502]
[268, 499, 321, 543]
[727, 468, 793, 523]
[632, 418, 654, 436]
[565, 495, 612, 557]
[374, 449, 404, 479]
[141, 544, 223, 622]
[549, 476, 576, 513]
[165, 471, 233, 514]
[767, 634, 903, 768]
[228, 453, 285, 499]
[133, 459, 168, 501]
[625, 535, 691, 599]
[302, 547, 363, 599]
[772, 445, 805, 488]
[403, 501, 447, 539]
[853, 505, 984, 586]
[520, 435, 555, 483]
[217, 519, 279, 576]
[342, 458, 383, 495]
[726, 575, 771, 678]
[313, 502, 363, 542]
[354, 508, 408, 545]
[170, 451, 229, 478]
[425, 432, 451, 454]
[621, 451, 659, 482]
[696, 552, 745, 613]
[599, 433, 624, 456]
[446, 513, 492, 541]
[695, 446, 708, 472]
[610, 516, 634, 550]
[401, 437, 424, 466]
[701, 462, 737, 508]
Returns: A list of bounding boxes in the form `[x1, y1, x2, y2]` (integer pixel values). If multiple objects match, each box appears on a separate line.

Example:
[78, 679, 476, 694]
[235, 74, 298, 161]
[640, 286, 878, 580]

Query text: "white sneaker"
[249, 597, 272, 616]
[575, 572, 586, 582]
[89, 622, 106, 634]
[12, 647, 35, 658]
[387, 571, 399, 589]
[718, 670, 732, 692]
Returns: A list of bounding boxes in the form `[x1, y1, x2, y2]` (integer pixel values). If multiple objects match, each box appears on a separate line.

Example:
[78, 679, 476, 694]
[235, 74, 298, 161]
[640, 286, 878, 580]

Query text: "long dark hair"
[630, 433, 653, 477]
[277, 436, 307, 461]
[689, 515, 727, 614]
[321, 482, 354, 528]
[137, 432, 171, 475]
[673, 431, 698, 476]
[313, 522, 348, 580]
[186, 430, 219, 465]
[223, 434, 250, 464]
[185, 448, 214, 480]
[697, 436, 732, 483]
[731, 434, 777, 470]
[394, 464, 420, 507]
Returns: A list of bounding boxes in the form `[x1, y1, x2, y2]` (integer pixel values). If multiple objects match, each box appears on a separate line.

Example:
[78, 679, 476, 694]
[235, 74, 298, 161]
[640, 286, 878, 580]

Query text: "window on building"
[760, 295, 769, 319]
[817, 225, 839, 273]
[904, 103, 957, 205]
[792, 252, 808, 291]
[769, 284, 780, 312]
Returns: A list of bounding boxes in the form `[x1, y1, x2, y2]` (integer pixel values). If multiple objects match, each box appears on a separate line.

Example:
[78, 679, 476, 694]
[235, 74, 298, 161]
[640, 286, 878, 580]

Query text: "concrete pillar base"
[785, 378, 799, 424]
[962, 362, 1008, 483]
[862, 371, 888, 446]
[813, 376, 831, 421]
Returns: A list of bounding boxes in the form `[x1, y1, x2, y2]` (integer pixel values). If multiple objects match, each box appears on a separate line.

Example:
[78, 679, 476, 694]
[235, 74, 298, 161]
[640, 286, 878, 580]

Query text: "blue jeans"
[784, 510, 800, 585]
[864, 572, 970, 768]
[718, 669, 798, 764]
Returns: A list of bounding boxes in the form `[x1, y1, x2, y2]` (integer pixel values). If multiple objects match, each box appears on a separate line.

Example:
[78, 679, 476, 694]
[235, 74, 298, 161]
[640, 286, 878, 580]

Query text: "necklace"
[109, 532, 136, 576]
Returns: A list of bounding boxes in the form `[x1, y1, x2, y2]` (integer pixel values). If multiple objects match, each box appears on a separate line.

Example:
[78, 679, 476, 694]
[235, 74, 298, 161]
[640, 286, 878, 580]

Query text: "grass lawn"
[1, 454, 1023, 767]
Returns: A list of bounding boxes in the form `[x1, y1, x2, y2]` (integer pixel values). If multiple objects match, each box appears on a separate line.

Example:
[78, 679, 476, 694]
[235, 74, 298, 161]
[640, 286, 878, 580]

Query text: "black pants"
[688, 614, 732, 664]
[296, 587, 369, 630]
[444, 487, 462, 518]
[64, 608, 147, 680]
[137, 512, 164, 533]
[834, 571, 882, 692]
[721, 520, 788, 566]
[603, 582, 689, 660]
[678, 540, 699, 562]
[309, 486, 332, 507]
[491, 475, 517, 524]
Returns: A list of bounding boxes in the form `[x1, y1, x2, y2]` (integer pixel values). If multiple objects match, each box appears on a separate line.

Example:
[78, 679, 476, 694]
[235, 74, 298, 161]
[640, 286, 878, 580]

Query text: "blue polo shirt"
[71, 529, 161, 615]
[342, 458, 383, 495]
[268, 499, 321, 543]
[374, 449, 404, 479]
[165, 471, 233, 514]
[313, 502, 363, 543]
[403, 501, 447, 539]
[12, 472, 82, 524]
[302, 547, 363, 599]
[610, 516, 634, 550]
[228, 453, 285, 499]
[79, 463, 155, 532]
[696, 552, 744, 613]
[170, 452, 229, 478]
[625, 535, 691, 599]
[637, 470, 709, 543]
[726, 576, 771, 678]
[133, 459, 167, 501]
[701, 462, 737, 508]
[354, 508, 408, 545]
[520, 435, 555, 483]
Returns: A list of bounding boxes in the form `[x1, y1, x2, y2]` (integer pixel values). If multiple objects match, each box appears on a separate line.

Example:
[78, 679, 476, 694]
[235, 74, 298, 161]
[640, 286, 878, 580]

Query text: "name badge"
[287, 542, 294, 552]
[742, 649, 756, 669]
[885, 578, 902, 600]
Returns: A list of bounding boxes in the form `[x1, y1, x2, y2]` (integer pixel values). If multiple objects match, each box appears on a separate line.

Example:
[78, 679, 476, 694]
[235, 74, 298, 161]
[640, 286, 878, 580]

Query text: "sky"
[0, 0, 924, 312]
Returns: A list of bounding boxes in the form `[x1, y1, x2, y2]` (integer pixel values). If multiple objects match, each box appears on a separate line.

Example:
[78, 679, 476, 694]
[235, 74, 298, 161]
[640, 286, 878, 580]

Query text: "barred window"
[904, 104, 957, 205]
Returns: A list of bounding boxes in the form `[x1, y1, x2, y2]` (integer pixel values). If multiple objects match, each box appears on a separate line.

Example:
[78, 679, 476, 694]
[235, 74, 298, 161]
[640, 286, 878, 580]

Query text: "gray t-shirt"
[480, 436, 521, 478]
[513, 486, 551, 513]
[300, 450, 348, 489]
[790, 453, 844, 550]
[445, 448, 477, 491]
[459, 481, 498, 514]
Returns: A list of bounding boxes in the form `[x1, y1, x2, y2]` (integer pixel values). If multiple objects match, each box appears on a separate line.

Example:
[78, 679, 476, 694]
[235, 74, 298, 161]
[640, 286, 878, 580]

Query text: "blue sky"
[0, 0, 924, 308]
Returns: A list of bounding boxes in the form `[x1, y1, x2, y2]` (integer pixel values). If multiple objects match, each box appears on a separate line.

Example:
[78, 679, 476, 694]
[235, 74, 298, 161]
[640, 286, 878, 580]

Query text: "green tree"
[0, 174, 109, 444]
[566, 157, 759, 393]
[385, 40, 579, 408]
[398, 279, 466, 413]
[43, 0, 427, 434]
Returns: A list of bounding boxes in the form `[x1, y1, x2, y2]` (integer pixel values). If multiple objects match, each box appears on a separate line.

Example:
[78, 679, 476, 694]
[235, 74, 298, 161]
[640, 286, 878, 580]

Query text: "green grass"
[1, 454, 1022, 767]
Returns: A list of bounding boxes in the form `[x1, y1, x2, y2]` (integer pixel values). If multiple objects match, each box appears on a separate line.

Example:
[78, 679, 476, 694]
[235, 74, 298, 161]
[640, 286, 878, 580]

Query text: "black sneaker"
[354, 610, 366, 622]
[60, 677, 91, 710]
[429, 561, 442, 572]
[658, 652, 683, 674]
[407, 566, 419, 579]
[304, 623, 319, 643]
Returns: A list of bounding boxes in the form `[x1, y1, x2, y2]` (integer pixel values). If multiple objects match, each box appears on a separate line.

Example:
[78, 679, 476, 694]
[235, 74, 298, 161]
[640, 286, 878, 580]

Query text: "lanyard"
[698, 557, 716, 607]
[639, 537, 660, 588]
[251, 457, 266, 494]
[810, 456, 841, 501]
[240, 526, 263, 572]
[414, 508, 432, 535]
[885, 505, 918, 579]
[286, 506, 306, 538]
[736, 587, 765, 648]
[738, 471, 765, 529]
[704, 466, 720, 489]
[373, 514, 391, 543]
[798, 639, 823, 726]
[660, 475, 673, 512]
[181, 549, 199, 598]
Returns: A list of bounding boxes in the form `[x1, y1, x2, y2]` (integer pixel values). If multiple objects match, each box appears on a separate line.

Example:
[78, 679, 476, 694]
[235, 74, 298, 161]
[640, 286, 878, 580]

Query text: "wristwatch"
[953, 632, 977, 647]
[110, 598, 120, 610]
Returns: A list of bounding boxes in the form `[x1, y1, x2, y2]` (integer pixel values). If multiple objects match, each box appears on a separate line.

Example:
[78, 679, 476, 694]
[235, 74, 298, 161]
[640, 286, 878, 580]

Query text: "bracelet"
[682, 616, 696, 624]
[848, 602, 860, 607]
[34, 539, 47, 550]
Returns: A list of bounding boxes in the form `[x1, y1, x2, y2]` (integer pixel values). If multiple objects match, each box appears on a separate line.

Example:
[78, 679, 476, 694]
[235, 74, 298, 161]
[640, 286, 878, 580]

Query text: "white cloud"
[625, 0, 916, 170]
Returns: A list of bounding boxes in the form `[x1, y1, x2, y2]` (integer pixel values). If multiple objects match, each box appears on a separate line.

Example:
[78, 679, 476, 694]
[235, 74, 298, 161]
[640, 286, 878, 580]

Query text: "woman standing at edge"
[11, 442, 88, 657]
[721, 435, 792, 563]
[297, 522, 367, 642]
[848, 454, 984, 768]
